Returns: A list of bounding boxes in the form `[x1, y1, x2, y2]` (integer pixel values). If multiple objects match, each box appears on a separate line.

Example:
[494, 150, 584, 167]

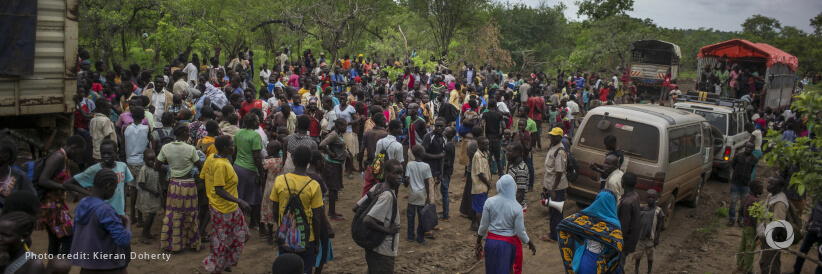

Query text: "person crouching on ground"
[476, 175, 536, 274]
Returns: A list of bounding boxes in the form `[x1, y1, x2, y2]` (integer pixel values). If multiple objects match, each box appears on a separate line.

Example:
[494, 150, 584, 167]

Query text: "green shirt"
[525, 118, 538, 133]
[157, 142, 199, 178]
[234, 129, 263, 171]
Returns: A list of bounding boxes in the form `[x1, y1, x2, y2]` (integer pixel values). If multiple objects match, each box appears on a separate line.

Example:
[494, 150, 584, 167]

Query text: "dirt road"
[26, 136, 819, 273]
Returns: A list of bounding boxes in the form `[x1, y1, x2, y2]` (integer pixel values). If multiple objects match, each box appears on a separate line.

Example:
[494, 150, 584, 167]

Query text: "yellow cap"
[549, 127, 564, 136]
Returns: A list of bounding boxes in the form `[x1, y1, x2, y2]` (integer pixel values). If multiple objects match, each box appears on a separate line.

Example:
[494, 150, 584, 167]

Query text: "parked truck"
[629, 40, 681, 98]
[0, 0, 78, 156]
[696, 39, 797, 112]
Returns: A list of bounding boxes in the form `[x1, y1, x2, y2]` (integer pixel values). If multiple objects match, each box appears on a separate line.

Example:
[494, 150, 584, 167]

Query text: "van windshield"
[578, 115, 660, 162]
[686, 110, 727, 135]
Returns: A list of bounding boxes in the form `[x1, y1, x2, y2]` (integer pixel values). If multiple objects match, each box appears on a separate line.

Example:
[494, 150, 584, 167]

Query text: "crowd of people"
[0, 46, 815, 274]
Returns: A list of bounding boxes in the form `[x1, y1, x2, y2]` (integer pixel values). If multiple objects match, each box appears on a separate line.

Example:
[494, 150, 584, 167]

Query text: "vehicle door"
[730, 111, 750, 154]
[667, 124, 704, 199]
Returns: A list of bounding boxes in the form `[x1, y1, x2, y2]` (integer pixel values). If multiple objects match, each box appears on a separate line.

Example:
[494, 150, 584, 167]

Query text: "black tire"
[662, 193, 676, 231]
[685, 176, 706, 208]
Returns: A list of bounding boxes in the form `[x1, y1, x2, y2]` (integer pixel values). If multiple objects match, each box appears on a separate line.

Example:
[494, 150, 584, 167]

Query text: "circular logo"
[765, 220, 794, 249]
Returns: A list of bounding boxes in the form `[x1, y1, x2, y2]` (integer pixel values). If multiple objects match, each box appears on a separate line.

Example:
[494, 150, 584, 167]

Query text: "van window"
[578, 115, 660, 162]
[692, 110, 727, 135]
[669, 125, 702, 163]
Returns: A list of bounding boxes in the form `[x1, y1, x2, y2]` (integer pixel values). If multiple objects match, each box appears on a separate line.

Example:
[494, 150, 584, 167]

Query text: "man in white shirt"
[259, 63, 271, 87]
[561, 98, 580, 137]
[182, 59, 199, 88]
[612, 74, 619, 90]
[278, 50, 289, 71]
[444, 70, 455, 86]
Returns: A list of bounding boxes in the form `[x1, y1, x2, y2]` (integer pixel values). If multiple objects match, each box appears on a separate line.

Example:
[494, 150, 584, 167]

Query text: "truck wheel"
[685, 176, 706, 208]
[663, 193, 676, 231]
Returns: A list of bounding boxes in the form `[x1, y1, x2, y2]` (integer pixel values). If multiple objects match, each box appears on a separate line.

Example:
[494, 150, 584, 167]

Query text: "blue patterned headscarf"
[578, 189, 620, 228]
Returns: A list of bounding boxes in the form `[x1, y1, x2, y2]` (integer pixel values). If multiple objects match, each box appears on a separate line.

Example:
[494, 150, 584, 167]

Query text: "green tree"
[811, 11, 822, 37]
[564, 15, 657, 72]
[405, 0, 488, 57]
[490, 3, 570, 72]
[575, 0, 634, 20]
[764, 86, 822, 198]
[741, 14, 782, 41]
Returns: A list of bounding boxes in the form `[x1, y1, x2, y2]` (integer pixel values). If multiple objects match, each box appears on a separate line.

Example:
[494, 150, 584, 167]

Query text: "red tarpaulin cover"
[697, 39, 798, 71]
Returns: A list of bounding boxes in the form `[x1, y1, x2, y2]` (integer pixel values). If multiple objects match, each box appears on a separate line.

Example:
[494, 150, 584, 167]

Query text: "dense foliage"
[78, 0, 822, 76]
[764, 84, 822, 198]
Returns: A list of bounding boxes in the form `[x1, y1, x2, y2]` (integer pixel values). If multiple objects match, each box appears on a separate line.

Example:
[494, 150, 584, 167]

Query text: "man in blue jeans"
[793, 201, 822, 274]
[439, 126, 457, 221]
[421, 118, 447, 222]
[728, 142, 757, 227]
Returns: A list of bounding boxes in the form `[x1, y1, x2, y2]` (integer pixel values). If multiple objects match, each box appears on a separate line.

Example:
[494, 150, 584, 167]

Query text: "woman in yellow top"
[201, 135, 251, 274]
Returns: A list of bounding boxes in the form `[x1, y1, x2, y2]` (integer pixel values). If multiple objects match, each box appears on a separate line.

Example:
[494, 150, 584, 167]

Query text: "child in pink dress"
[260, 140, 283, 244]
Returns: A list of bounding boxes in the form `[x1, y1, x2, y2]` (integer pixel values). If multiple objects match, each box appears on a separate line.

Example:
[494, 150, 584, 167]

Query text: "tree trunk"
[121, 29, 127, 60]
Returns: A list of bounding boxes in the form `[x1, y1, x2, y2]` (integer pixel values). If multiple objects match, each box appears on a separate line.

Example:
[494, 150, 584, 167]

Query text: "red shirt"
[309, 112, 322, 137]
[526, 97, 544, 121]
[599, 88, 610, 102]
[74, 103, 91, 130]
[239, 100, 264, 120]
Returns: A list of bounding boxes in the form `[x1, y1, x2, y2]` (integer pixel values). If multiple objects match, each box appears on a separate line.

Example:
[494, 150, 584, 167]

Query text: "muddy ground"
[23, 132, 819, 274]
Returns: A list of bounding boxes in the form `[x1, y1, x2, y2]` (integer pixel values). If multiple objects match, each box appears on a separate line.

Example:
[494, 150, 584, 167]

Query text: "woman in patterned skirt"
[201, 136, 250, 273]
[156, 125, 203, 252]
[261, 141, 284, 244]
[33, 136, 90, 255]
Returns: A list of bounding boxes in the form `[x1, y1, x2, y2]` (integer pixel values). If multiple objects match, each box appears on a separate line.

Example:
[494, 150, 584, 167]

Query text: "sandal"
[330, 215, 345, 221]
[539, 235, 557, 243]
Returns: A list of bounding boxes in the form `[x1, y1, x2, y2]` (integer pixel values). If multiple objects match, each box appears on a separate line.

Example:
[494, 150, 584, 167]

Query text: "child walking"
[261, 141, 284, 244]
[405, 145, 433, 244]
[137, 149, 163, 244]
[70, 168, 132, 273]
[633, 189, 665, 274]
[506, 143, 529, 212]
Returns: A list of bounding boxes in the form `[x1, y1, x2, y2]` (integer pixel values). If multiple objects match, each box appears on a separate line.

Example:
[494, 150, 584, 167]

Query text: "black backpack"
[351, 184, 397, 251]
[154, 128, 175, 154]
[553, 146, 579, 182]
[15, 158, 48, 199]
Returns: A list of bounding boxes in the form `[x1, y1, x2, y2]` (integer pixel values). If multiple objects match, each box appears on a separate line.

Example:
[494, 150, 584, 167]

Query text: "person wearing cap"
[539, 127, 567, 243]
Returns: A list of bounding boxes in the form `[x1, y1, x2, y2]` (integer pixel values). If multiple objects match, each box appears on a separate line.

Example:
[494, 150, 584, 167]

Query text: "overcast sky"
[509, 0, 820, 32]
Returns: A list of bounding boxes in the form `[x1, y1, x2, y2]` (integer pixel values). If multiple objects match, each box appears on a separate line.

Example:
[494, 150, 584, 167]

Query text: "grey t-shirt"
[357, 186, 400, 257]
[405, 161, 432, 206]
[375, 135, 404, 163]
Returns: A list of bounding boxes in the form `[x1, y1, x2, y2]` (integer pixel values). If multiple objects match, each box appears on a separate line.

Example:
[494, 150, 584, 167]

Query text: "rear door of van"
[571, 114, 662, 204]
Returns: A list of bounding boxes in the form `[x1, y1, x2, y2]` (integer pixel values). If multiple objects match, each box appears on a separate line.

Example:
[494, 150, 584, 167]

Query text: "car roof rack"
[675, 91, 748, 109]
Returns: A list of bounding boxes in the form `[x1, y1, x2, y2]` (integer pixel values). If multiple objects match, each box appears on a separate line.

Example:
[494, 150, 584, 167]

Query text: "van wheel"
[685, 177, 706, 208]
[663, 193, 676, 231]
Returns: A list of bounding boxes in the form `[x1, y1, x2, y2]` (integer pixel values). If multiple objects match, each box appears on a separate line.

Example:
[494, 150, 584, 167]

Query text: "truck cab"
[674, 94, 750, 182]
